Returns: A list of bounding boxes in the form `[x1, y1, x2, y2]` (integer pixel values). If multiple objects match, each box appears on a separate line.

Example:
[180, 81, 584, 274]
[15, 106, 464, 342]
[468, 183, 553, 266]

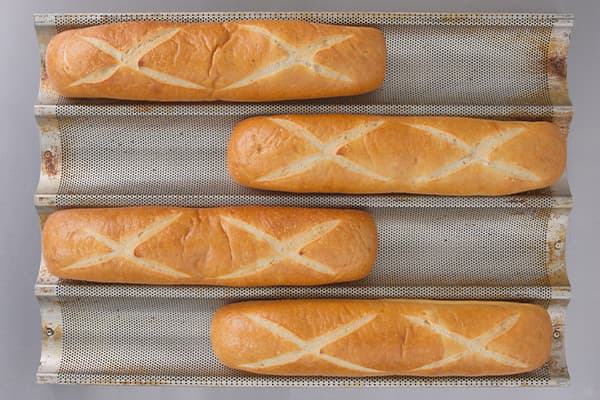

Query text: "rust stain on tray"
[547, 28, 569, 80]
[41, 307, 63, 340]
[38, 116, 59, 135]
[552, 111, 573, 139]
[547, 26, 571, 108]
[546, 221, 568, 286]
[39, 70, 56, 97]
[46, 324, 62, 341]
[548, 51, 567, 79]
[36, 194, 57, 207]
[545, 243, 567, 284]
[42, 150, 59, 176]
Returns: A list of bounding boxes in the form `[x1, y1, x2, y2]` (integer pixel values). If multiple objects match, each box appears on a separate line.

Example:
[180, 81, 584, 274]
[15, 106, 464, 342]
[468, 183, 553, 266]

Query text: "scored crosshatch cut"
[61, 212, 189, 278]
[215, 216, 340, 279]
[238, 311, 529, 374]
[240, 313, 382, 373]
[221, 25, 353, 90]
[406, 124, 540, 183]
[257, 118, 390, 182]
[69, 28, 207, 90]
[405, 314, 527, 371]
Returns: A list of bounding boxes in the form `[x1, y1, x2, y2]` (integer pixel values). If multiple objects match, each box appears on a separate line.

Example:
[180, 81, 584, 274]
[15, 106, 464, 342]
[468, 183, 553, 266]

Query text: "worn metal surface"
[548, 18, 572, 108]
[37, 295, 62, 384]
[546, 302, 569, 385]
[35, 12, 573, 110]
[545, 208, 570, 286]
[36, 109, 61, 195]
[35, 286, 568, 387]
[35, 203, 572, 386]
[34, 21, 58, 105]
[34, 12, 574, 203]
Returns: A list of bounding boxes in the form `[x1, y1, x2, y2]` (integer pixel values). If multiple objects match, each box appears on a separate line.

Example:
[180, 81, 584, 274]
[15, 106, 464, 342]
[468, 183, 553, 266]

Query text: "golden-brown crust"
[227, 115, 566, 195]
[45, 21, 386, 101]
[42, 206, 377, 285]
[210, 299, 553, 376]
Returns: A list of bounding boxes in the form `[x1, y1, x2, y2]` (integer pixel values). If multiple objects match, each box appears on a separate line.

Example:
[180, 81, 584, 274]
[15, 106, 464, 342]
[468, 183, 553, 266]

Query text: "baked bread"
[42, 206, 377, 285]
[227, 115, 566, 195]
[44, 20, 386, 101]
[211, 299, 552, 377]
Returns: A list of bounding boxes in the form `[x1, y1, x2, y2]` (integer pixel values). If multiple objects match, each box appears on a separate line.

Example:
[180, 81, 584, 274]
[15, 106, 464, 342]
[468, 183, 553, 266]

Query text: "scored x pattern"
[61, 213, 189, 278]
[69, 28, 207, 90]
[406, 124, 540, 183]
[222, 25, 354, 90]
[240, 313, 382, 373]
[257, 118, 390, 183]
[405, 314, 527, 371]
[239, 312, 526, 373]
[214, 216, 339, 279]
[69, 25, 355, 91]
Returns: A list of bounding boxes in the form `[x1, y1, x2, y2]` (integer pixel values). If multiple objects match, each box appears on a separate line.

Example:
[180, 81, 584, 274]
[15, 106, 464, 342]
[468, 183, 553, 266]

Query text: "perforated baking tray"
[34, 12, 573, 387]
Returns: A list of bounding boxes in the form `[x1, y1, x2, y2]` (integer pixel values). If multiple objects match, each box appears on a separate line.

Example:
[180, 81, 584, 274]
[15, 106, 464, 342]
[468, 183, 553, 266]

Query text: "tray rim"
[32, 12, 575, 22]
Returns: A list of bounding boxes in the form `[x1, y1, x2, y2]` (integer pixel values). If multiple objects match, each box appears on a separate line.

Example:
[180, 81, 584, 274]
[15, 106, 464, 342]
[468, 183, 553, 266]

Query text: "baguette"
[45, 21, 386, 102]
[42, 206, 377, 286]
[211, 299, 552, 377]
[227, 115, 566, 195]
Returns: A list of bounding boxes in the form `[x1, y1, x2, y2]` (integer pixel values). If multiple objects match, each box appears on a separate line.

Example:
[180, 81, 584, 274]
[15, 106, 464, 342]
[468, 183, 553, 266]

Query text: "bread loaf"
[211, 299, 552, 377]
[45, 21, 386, 102]
[227, 115, 566, 195]
[42, 206, 377, 285]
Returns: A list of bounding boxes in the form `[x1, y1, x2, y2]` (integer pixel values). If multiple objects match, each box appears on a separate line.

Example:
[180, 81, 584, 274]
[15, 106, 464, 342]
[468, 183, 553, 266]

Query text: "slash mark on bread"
[221, 25, 353, 90]
[406, 314, 527, 371]
[214, 216, 340, 279]
[241, 312, 382, 372]
[61, 212, 189, 278]
[257, 118, 389, 182]
[69, 28, 207, 90]
[405, 124, 539, 182]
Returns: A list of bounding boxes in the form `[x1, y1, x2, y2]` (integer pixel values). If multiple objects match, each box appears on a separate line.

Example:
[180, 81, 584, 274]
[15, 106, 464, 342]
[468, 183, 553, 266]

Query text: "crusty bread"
[227, 115, 566, 195]
[45, 21, 386, 102]
[42, 206, 377, 286]
[211, 299, 552, 377]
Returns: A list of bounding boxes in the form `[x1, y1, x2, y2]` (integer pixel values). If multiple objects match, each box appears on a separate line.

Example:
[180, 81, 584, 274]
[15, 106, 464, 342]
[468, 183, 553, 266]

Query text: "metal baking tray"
[34, 12, 573, 387]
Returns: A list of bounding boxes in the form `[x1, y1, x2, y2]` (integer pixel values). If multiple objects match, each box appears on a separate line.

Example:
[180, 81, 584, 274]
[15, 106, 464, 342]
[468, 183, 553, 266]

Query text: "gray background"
[1, 0, 598, 399]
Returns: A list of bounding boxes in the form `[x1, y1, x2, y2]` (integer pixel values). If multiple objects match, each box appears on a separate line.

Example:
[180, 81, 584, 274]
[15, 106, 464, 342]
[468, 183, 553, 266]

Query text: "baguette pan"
[211, 299, 552, 377]
[227, 115, 566, 195]
[45, 21, 386, 101]
[42, 206, 377, 285]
